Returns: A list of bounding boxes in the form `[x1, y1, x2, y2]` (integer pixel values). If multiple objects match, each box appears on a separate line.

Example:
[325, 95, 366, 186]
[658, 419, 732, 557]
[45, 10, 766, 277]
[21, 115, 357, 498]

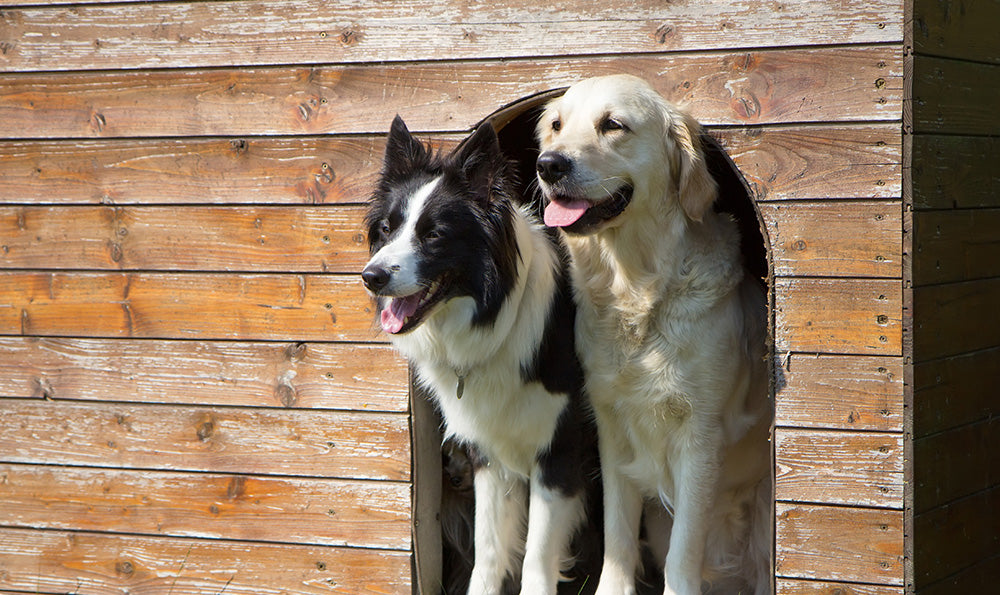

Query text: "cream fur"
[537, 74, 772, 595]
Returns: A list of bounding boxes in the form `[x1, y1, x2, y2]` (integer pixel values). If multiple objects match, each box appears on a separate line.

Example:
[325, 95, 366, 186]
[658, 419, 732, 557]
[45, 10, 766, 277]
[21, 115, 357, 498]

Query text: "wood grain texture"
[716, 124, 901, 202]
[760, 201, 902, 278]
[910, 135, 999, 210]
[911, 277, 1000, 362]
[916, 552, 1000, 595]
[776, 429, 903, 509]
[0, 527, 410, 594]
[0, 464, 411, 550]
[0, 0, 903, 72]
[0, 125, 900, 205]
[0, 47, 903, 138]
[0, 399, 411, 481]
[1, 201, 902, 277]
[912, 0, 1000, 64]
[777, 579, 903, 595]
[914, 417, 1000, 514]
[0, 136, 398, 205]
[913, 345, 1000, 437]
[911, 56, 1000, 135]
[913, 486, 1000, 587]
[911, 208, 1000, 285]
[776, 504, 904, 585]
[775, 354, 903, 431]
[0, 337, 409, 411]
[775, 278, 902, 356]
[0, 272, 381, 342]
[0, 205, 369, 272]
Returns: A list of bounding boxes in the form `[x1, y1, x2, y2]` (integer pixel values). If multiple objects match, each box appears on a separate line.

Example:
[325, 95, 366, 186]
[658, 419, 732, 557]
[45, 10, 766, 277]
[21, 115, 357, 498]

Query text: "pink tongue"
[380, 293, 422, 334]
[544, 199, 590, 227]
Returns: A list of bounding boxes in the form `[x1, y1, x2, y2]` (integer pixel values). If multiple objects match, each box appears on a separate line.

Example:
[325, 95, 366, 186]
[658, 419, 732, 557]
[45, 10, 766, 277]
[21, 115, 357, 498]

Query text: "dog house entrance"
[411, 89, 773, 594]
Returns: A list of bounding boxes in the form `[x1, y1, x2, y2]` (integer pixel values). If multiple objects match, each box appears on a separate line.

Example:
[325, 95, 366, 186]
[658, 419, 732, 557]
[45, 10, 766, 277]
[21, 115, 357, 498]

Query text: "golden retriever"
[535, 74, 772, 594]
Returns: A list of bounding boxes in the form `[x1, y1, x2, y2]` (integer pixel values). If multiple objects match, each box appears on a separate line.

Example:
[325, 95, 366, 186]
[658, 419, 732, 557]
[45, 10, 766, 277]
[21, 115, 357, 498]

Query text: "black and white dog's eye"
[599, 117, 627, 133]
[424, 229, 442, 241]
[380, 220, 392, 236]
[551, 119, 562, 132]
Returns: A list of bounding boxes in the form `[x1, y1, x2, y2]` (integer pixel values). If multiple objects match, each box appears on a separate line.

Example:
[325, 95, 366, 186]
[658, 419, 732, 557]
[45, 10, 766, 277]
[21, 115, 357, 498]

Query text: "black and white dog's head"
[362, 116, 521, 335]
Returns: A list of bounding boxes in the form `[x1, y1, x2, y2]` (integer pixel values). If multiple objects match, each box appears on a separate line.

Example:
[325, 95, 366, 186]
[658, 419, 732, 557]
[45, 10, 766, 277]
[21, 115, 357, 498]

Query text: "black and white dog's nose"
[536, 152, 573, 184]
[362, 265, 391, 292]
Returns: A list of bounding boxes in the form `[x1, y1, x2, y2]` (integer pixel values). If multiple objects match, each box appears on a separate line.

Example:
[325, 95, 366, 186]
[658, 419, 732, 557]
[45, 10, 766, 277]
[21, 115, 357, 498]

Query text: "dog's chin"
[545, 184, 634, 235]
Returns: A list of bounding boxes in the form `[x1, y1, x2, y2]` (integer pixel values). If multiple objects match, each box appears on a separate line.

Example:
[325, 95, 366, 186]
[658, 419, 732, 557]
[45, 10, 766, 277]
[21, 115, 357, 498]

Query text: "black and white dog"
[362, 116, 599, 594]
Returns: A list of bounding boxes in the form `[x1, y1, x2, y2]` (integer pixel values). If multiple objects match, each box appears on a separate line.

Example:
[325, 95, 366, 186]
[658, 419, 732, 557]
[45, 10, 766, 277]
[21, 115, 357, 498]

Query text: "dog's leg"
[595, 456, 643, 595]
[662, 437, 722, 595]
[468, 464, 526, 595]
[519, 470, 586, 595]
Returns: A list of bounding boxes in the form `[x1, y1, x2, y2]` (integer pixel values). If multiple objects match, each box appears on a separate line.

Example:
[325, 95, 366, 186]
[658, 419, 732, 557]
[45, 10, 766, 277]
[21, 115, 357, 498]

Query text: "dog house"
[0, 1, 997, 593]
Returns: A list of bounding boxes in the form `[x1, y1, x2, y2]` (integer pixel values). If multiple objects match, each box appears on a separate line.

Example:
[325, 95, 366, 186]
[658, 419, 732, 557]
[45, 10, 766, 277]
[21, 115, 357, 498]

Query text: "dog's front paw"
[594, 574, 636, 595]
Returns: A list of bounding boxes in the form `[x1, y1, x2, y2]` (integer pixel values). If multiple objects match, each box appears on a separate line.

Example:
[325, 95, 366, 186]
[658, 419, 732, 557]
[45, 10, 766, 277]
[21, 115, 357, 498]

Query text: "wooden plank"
[775, 278, 902, 356]
[913, 486, 1000, 587]
[916, 553, 1000, 595]
[760, 201, 902, 278]
[913, 417, 1000, 514]
[912, 0, 1000, 64]
[777, 579, 903, 594]
[1, 202, 902, 276]
[913, 345, 1000, 437]
[0, 47, 903, 138]
[0, 125, 901, 205]
[776, 354, 903, 431]
[0, 272, 380, 342]
[715, 124, 901, 202]
[912, 208, 1000, 285]
[912, 56, 1000, 135]
[0, 337, 409, 411]
[0, 399, 411, 481]
[912, 277, 1000, 362]
[0, 136, 398, 206]
[776, 503, 904, 585]
[411, 385, 444, 594]
[0, 464, 411, 550]
[0, 0, 903, 72]
[775, 429, 903, 509]
[0, 527, 410, 595]
[0, 205, 370, 272]
[911, 135, 999, 210]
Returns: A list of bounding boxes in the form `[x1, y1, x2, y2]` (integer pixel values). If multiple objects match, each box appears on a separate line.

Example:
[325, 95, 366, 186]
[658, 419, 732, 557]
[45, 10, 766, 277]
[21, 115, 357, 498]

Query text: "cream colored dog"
[535, 74, 771, 595]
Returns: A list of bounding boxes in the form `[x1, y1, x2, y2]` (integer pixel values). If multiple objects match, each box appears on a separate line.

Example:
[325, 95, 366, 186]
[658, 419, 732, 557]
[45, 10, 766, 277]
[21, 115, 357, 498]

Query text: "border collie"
[362, 116, 599, 594]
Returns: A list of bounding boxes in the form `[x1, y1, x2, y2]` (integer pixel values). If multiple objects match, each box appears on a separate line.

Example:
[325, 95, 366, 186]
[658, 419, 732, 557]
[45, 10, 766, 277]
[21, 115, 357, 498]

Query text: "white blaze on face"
[365, 176, 441, 297]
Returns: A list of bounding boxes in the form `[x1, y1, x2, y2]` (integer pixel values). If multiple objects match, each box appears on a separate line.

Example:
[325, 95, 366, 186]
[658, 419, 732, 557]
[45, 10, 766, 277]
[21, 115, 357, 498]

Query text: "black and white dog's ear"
[452, 122, 504, 203]
[382, 115, 428, 179]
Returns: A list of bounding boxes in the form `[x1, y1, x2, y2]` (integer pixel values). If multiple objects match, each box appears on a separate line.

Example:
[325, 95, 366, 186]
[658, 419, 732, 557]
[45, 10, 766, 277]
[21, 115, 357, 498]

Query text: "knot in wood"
[197, 419, 215, 441]
[115, 560, 135, 577]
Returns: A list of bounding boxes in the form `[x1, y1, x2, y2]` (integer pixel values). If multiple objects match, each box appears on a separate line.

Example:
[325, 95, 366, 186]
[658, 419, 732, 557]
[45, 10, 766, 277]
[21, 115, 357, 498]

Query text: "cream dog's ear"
[667, 110, 717, 222]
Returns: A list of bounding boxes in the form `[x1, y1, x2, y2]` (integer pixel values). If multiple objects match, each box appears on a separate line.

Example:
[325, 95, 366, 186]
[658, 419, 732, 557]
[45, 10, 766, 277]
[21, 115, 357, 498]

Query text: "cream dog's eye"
[599, 117, 628, 133]
[551, 119, 562, 132]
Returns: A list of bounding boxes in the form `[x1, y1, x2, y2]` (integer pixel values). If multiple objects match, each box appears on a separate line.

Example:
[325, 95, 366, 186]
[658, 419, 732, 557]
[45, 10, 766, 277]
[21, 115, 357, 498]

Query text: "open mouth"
[543, 184, 634, 234]
[379, 277, 449, 334]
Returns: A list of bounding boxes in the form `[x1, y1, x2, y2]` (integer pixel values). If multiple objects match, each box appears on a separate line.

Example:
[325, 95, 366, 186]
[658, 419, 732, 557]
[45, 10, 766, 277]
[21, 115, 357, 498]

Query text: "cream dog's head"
[535, 74, 716, 234]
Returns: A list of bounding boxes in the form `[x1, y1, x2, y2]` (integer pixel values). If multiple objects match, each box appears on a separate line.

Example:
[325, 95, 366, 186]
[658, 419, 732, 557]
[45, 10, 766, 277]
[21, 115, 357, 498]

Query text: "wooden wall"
[0, 0, 913, 593]
[907, 1, 1000, 593]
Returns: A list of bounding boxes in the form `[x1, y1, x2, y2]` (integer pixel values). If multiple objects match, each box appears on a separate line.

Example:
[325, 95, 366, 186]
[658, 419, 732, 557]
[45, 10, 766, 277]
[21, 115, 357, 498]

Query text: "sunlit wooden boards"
[1, 0, 995, 592]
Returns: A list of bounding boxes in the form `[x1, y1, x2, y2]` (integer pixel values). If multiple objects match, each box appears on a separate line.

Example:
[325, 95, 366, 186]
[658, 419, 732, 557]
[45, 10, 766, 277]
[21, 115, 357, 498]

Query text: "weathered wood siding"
[907, 1, 1000, 593]
[0, 0, 918, 592]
